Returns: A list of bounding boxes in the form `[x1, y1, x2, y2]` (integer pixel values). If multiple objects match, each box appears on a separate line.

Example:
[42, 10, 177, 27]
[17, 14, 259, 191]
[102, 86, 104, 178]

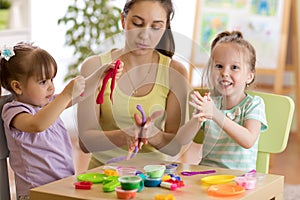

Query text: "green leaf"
[58, 0, 121, 81]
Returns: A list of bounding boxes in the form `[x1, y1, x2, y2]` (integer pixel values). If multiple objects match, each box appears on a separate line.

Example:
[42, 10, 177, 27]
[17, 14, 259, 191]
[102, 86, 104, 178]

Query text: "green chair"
[189, 89, 295, 173]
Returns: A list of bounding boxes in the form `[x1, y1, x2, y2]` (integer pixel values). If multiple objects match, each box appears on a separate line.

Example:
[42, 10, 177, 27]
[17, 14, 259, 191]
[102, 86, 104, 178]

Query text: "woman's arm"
[77, 55, 129, 153]
[77, 94, 136, 153]
[146, 59, 189, 155]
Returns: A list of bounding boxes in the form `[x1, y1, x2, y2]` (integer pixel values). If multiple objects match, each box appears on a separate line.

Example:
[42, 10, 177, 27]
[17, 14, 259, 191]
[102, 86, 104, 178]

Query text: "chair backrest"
[247, 90, 294, 173]
[0, 95, 13, 200]
[189, 89, 295, 173]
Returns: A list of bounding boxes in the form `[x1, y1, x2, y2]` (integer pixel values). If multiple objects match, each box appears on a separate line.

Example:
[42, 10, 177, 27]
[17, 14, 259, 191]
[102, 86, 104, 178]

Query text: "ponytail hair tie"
[0, 45, 15, 61]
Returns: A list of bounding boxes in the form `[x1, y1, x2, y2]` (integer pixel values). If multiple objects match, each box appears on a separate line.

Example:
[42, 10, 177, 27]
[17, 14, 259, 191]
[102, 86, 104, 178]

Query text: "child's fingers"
[190, 93, 202, 104]
[70, 75, 85, 97]
[193, 113, 207, 122]
[189, 100, 200, 110]
[206, 92, 212, 100]
[191, 92, 210, 109]
[193, 91, 203, 99]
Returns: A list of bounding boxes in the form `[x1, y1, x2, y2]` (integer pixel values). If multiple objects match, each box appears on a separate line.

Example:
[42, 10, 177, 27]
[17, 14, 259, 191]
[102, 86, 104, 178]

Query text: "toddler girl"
[0, 42, 85, 199]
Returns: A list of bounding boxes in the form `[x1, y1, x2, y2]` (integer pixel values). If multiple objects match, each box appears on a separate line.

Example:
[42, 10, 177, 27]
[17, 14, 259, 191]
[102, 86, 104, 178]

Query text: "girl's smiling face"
[211, 43, 254, 99]
[121, 1, 167, 55]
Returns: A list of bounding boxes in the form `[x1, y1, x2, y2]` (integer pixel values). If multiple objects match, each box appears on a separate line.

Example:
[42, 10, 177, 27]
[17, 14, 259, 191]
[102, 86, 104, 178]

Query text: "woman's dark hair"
[123, 0, 175, 58]
[0, 42, 57, 95]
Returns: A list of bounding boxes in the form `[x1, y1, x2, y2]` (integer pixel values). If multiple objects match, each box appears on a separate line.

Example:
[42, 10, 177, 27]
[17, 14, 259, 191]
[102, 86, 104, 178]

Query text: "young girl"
[0, 42, 85, 200]
[177, 31, 268, 171]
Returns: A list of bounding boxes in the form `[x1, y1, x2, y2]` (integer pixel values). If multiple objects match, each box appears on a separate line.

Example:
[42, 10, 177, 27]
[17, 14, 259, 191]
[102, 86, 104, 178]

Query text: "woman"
[77, 0, 188, 168]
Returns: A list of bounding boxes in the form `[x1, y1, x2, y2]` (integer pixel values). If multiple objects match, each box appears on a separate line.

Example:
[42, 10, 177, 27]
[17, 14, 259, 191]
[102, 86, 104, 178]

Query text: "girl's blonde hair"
[201, 30, 256, 95]
[0, 42, 57, 95]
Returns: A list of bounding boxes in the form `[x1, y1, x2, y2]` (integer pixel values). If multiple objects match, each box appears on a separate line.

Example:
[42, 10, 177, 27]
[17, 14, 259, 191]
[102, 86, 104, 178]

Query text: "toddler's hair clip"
[0, 45, 15, 61]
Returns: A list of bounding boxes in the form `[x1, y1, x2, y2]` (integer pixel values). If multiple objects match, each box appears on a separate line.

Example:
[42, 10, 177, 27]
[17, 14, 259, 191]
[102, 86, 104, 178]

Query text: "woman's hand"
[128, 110, 164, 152]
[101, 60, 124, 80]
[115, 60, 124, 79]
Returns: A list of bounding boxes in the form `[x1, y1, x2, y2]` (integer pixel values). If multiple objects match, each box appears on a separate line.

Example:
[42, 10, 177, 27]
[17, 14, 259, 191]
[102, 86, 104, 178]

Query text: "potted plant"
[58, 0, 121, 81]
[0, 0, 11, 30]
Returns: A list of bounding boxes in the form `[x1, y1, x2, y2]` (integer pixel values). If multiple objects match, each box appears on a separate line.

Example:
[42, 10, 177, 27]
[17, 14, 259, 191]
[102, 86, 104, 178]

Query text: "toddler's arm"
[11, 76, 85, 133]
[190, 91, 261, 148]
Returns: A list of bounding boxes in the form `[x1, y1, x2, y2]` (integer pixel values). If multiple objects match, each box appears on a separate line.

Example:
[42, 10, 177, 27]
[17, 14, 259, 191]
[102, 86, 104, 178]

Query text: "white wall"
[30, 0, 74, 91]
[28, 0, 196, 91]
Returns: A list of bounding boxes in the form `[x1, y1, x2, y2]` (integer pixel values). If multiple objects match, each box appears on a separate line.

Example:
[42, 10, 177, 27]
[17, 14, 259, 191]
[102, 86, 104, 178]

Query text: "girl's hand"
[189, 91, 214, 121]
[63, 75, 85, 98]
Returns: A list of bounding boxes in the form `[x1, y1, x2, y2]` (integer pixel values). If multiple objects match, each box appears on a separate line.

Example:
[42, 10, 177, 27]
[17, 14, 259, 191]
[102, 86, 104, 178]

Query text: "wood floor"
[269, 133, 300, 184]
[7, 131, 300, 200]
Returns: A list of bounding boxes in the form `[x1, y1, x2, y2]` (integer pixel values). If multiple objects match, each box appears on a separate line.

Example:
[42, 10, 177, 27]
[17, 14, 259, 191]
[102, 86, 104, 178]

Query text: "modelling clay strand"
[135, 104, 146, 150]
[136, 104, 146, 126]
[96, 60, 120, 104]
[96, 69, 113, 104]
[127, 145, 139, 160]
[125, 105, 146, 160]
[110, 60, 121, 103]
[106, 155, 127, 164]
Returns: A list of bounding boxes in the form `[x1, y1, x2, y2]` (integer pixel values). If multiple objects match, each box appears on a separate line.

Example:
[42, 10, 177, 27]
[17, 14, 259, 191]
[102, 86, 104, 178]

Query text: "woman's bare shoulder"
[80, 55, 102, 77]
[169, 59, 188, 78]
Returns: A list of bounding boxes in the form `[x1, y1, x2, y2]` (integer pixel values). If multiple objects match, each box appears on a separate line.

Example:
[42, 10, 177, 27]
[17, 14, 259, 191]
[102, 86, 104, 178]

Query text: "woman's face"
[122, 1, 167, 55]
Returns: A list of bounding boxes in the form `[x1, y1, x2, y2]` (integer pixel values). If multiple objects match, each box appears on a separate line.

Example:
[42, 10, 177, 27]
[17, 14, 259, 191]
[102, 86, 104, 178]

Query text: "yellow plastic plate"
[201, 175, 236, 185]
[208, 183, 245, 196]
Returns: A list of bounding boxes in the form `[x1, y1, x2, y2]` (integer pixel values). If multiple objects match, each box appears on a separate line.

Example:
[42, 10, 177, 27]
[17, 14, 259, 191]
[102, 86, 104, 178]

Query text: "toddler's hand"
[63, 75, 85, 98]
[72, 75, 85, 97]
